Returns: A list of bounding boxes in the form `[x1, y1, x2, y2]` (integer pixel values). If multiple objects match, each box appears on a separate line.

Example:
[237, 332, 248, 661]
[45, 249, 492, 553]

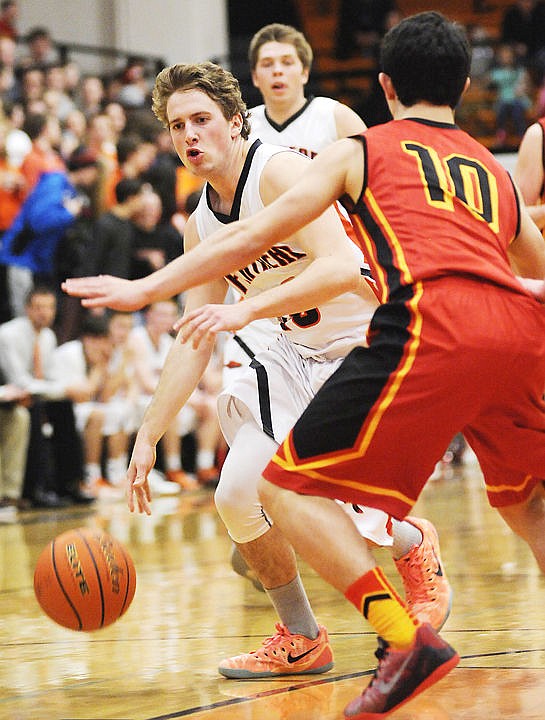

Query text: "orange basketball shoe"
[218, 623, 334, 679]
[394, 517, 452, 631]
[166, 469, 199, 491]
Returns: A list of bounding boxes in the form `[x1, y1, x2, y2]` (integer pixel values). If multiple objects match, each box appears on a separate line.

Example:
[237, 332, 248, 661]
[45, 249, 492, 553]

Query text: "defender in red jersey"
[64, 12, 545, 718]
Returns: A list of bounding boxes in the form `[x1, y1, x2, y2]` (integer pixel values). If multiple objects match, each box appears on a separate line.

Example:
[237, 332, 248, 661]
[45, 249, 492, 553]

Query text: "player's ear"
[231, 113, 243, 138]
[378, 72, 395, 101]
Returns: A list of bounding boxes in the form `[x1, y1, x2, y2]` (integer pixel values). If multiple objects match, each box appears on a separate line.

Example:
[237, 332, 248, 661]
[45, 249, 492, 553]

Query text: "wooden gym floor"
[1, 459, 544, 720]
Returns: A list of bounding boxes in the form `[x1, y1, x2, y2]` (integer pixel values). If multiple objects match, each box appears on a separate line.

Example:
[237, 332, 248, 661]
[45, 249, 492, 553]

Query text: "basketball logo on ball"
[34, 527, 136, 631]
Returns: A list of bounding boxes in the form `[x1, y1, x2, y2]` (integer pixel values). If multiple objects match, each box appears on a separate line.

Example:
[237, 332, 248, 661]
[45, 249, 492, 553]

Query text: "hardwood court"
[1, 459, 544, 720]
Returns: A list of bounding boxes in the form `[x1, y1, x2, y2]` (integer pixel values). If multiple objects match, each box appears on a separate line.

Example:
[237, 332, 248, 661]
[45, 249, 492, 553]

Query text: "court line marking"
[144, 649, 545, 720]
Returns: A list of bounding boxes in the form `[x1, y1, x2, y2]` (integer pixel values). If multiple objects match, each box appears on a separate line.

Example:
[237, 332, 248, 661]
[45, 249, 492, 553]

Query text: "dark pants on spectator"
[23, 399, 84, 500]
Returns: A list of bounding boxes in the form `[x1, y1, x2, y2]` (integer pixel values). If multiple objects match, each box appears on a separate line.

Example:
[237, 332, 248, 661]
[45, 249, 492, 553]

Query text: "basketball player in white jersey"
[222, 23, 367, 385]
[64, 61, 451, 678]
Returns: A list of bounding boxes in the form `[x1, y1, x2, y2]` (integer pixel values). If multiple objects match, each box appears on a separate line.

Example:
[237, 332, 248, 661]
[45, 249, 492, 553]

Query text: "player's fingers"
[127, 482, 135, 512]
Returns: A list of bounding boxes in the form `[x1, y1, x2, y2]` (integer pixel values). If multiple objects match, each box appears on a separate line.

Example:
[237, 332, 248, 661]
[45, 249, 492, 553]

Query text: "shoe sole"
[219, 660, 334, 679]
[345, 651, 459, 719]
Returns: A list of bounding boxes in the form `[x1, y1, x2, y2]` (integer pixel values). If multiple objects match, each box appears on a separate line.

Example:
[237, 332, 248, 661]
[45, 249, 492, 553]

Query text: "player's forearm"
[137, 217, 276, 301]
[243, 257, 361, 322]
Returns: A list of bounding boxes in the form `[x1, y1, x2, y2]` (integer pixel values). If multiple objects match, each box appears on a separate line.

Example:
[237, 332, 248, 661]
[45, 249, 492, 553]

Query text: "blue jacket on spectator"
[0, 171, 78, 274]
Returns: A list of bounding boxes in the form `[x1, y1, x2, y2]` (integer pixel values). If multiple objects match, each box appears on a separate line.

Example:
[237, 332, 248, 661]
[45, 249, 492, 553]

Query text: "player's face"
[167, 89, 239, 176]
[252, 41, 309, 104]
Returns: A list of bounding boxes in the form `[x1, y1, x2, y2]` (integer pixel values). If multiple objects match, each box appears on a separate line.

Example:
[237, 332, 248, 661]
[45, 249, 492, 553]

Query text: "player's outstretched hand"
[175, 302, 254, 349]
[62, 275, 148, 311]
[126, 437, 156, 515]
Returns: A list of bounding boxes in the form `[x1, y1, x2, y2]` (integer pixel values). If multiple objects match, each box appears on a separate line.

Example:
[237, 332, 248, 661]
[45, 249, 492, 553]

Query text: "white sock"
[106, 456, 128, 486]
[390, 518, 423, 560]
[84, 463, 101, 484]
[197, 449, 215, 470]
[166, 454, 181, 472]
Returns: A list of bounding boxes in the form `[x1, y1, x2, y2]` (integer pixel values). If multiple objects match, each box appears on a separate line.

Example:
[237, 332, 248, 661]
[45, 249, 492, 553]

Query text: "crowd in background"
[0, 1, 221, 514]
[1, 0, 545, 514]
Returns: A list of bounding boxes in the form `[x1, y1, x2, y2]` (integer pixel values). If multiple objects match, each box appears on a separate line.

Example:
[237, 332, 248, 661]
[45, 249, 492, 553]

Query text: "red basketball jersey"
[342, 119, 523, 304]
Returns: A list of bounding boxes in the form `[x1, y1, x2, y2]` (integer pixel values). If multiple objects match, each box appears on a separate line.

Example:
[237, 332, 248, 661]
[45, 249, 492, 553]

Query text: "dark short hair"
[26, 26, 51, 43]
[380, 11, 471, 109]
[80, 314, 110, 337]
[115, 177, 143, 204]
[22, 112, 47, 140]
[116, 133, 141, 164]
[25, 284, 56, 305]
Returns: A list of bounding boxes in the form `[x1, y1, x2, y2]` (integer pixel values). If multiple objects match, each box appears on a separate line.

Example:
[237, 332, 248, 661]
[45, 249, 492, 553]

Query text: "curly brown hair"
[152, 61, 250, 139]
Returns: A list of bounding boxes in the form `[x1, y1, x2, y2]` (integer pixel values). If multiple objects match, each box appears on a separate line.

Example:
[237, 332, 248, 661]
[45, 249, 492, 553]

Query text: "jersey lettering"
[403, 141, 499, 231]
[225, 245, 308, 295]
[280, 307, 321, 331]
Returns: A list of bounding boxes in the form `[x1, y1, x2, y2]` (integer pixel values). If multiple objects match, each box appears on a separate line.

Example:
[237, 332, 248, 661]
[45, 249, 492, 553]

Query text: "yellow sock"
[345, 566, 418, 649]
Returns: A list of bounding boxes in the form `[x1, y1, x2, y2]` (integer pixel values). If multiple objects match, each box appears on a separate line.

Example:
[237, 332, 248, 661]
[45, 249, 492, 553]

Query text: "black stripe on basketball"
[118, 544, 133, 616]
[50, 539, 82, 631]
[77, 529, 105, 628]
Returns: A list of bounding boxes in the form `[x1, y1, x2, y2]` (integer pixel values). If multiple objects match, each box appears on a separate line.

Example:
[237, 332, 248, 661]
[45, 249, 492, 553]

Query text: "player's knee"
[215, 470, 269, 543]
[257, 475, 277, 508]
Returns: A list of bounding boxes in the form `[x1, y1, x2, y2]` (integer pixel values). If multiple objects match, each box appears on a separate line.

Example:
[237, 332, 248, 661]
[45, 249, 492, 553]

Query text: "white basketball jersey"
[194, 141, 376, 360]
[248, 96, 339, 158]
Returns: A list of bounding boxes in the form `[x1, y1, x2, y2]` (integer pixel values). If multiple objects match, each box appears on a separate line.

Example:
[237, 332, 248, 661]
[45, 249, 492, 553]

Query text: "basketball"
[33, 527, 136, 632]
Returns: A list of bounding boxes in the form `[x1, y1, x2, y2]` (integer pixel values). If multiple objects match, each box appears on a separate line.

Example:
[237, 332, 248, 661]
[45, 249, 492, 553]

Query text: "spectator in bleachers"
[102, 131, 156, 210]
[83, 177, 146, 279]
[0, 0, 18, 41]
[488, 42, 532, 147]
[60, 107, 87, 159]
[20, 66, 44, 108]
[467, 23, 495, 86]
[111, 56, 150, 109]
[44, 64, 76, 122]
[63, 60, 81, 100]
[130, 190, 182, 280]
[83, 112, 118, 212]
[104, 101, 127, 137]
[335, 0, 398, 59]
[501, 0, 545, 63]
[128, 299, 202, 491]
[0, 365, 30, 511]
[50, 313, 128, 500]
[0, 285, 89, 508]
[0, 35, 20, 104]
[142, 127, 179, 222]
[0, 115, 25, 322]
[19, 26, 59, 69]
[0, 147, 98, 317]
[20, 112, 64, 191]
[78, 75, 105, 119]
